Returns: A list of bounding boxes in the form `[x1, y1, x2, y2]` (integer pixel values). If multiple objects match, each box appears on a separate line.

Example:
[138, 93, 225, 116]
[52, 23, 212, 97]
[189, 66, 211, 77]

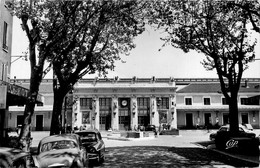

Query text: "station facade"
[72, 77, 177, 131]
[7, 78, 260, 131]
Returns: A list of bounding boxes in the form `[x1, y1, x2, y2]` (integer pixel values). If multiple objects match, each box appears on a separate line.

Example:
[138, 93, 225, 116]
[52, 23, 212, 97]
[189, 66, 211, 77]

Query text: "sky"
[11, 17, 260, 79]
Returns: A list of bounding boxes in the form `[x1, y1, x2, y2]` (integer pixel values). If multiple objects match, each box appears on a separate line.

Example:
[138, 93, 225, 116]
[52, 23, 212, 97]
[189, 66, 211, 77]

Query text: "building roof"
[177, 82, 260, 93]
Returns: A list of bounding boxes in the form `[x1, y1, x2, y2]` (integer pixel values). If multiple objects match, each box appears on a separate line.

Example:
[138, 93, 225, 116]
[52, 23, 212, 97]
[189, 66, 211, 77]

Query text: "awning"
[177, 105, 260, 111]
[0, 80, 43, 107]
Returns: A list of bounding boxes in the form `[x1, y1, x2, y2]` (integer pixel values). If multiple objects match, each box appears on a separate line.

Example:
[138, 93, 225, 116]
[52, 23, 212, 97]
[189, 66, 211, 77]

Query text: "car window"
[41, 140, 77, 152]
[219, 127, 228, 131]
[77, 133, 97, 142]
[239, 127, 244, 132]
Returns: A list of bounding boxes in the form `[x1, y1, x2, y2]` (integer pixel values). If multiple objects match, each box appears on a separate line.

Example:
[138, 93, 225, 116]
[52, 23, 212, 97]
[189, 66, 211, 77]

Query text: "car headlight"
[89, 147, 96, 153]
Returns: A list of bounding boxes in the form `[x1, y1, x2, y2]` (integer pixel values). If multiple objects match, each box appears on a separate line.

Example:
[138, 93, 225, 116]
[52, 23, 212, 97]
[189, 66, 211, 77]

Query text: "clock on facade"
[121, 100, 128, 107]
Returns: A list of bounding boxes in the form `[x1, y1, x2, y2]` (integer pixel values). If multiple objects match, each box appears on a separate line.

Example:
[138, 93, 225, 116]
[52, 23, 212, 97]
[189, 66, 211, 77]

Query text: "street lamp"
[11, 54, 27, 64]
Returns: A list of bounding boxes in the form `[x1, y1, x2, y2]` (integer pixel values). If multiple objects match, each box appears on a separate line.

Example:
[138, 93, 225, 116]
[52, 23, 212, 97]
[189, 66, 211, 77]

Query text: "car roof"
[220, 124, 246, 129]
[75, 129, 100, 134]
[39, 134, 79, 144]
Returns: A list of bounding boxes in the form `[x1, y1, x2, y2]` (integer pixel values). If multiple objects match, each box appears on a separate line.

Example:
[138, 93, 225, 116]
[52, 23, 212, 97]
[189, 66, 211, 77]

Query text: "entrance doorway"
[119, 98, 130, 131]
[17, 115, 24, 127]
[99, 98, 112, 130]
[137, 97, 150, 127]
[36, 115, 43, 131]
[100, 114, 111, 130]
[186, 113, 193, 128]
[204, 113, 211, 128]
[223, 113, 229, 125]
[241, 113, 249, 124]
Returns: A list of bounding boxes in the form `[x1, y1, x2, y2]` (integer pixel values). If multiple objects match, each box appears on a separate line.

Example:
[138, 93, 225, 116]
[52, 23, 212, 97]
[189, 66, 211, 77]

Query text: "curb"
[194, 142, 260, 166]
[210, 148, 260, 166]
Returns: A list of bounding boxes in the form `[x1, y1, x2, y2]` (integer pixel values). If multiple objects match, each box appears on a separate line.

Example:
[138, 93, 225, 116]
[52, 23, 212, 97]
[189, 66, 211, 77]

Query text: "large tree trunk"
[229, 90, 239, 135]
[18, 68, 42, 152]
[50, 88, 67, 135]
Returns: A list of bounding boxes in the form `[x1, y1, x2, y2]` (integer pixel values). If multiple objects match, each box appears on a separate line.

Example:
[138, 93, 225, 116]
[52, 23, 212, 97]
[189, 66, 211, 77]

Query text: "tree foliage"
[232, 0, 260, 33]
[147, 0, 257, 133]
[47, 1, 146, 135]
[11, 0, 146, 136]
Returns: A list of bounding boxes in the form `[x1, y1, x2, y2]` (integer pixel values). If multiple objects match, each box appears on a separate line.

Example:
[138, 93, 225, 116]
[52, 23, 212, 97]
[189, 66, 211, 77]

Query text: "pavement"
[11, 129, 260, 167]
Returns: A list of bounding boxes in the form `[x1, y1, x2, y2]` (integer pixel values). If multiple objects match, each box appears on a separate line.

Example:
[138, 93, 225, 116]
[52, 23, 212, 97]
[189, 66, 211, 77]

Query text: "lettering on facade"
[226, 139, 238, 149]
[112, 89, 117, 93]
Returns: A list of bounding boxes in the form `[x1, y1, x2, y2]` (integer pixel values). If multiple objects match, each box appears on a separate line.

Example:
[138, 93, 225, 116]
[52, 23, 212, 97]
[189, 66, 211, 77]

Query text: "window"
[3, 22, 8, 51]
[138, 97, 150, 108]
[82, 111, 90, 124]
[80, 98, 92, 109]
[157, 97, 169, 109]
[185, 98, 192, 105]
[240, 98, 248, 105]
[222, 98, 228, 105]
[204, 98, 210, 105]
[99, 98, 111, 110]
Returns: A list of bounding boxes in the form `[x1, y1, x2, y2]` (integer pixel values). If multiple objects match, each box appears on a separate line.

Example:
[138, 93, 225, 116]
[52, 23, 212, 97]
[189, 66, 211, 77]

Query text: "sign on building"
[0, 86, 7, 109]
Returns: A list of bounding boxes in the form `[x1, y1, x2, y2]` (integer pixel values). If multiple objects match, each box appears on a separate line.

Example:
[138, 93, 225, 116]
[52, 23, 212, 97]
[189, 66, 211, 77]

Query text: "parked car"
[209, 124, 256, 141]
[75, 129, 105, 164]
[33, 134, 88, 168]
[145, 124, 156, 131]
[0, 147, 34, 168]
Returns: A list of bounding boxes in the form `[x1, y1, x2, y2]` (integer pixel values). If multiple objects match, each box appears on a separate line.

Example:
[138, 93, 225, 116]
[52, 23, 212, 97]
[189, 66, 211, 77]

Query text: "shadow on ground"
[92, 146, 259, 168]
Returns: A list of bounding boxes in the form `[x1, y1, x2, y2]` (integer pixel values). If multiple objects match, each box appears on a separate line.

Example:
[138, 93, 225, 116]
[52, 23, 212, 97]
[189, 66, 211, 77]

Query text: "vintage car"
[75, 129, 105, 164]
[145, 124, 156, 131]
[0, 147, 34, 168]
[33, 134, 88, 168]
[209, 124, 256, 141]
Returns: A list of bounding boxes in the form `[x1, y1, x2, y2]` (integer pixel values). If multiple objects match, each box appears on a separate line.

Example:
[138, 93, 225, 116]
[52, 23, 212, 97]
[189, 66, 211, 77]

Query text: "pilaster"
[72, 97, 80, 129]
[111, 96, 119, 130]
[93, 96, 99, 130]
[150, 96, 159, 127]
[169, 95, 177, 129]
[131, 96, 138, 130]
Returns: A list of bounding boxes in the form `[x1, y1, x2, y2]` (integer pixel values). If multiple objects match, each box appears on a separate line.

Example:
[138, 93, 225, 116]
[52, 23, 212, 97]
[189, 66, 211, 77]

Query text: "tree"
[11, 0, 52, 151]
[148, 0, 257, 134]
[47, 1, 146, 135]
[12, 0, 146, 144]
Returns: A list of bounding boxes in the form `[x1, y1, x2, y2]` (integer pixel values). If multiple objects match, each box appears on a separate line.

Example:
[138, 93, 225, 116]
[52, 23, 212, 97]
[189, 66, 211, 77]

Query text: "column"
[111, 96, 119, 130]
[72, 97, 80, 130]
[150, 96, 159, 127]
[131, 96, 138, 130]
[94, 97, 100, 130]
[170, 95, 177, 129]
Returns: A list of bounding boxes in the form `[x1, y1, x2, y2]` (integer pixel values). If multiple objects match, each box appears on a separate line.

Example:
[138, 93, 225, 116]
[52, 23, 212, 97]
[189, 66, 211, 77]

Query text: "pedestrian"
[154, 126, 159, 138]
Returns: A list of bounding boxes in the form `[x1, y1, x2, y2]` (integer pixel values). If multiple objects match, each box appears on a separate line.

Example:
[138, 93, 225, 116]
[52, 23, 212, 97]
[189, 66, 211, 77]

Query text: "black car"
[0, 147, 34, 168]
[145, 125, 156, 131]
[75, 129, 105, 164]
[209, 124, 256, 141]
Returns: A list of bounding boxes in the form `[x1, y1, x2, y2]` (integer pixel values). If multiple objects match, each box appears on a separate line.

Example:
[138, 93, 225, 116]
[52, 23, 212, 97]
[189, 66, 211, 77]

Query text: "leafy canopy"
[148, 0, 256, 82]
